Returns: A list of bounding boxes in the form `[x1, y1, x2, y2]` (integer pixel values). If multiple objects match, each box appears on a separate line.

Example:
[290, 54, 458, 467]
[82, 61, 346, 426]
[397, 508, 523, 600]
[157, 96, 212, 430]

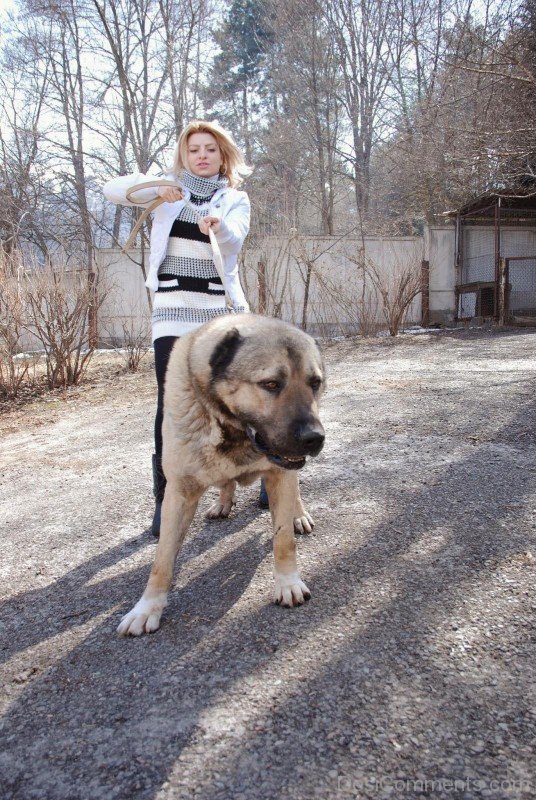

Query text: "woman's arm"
[102, 172, 165, 207]
[213, 193, 251, 256]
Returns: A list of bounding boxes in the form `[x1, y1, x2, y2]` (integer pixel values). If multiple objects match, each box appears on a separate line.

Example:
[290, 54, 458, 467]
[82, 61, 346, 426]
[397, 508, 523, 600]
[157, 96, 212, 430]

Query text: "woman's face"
[186, 132, 223, 177]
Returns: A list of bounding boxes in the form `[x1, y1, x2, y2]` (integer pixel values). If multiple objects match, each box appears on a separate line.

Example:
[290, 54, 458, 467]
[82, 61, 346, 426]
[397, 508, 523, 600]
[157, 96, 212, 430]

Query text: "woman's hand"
[198, 216, 221, 235]
[157, 185, 183, 203]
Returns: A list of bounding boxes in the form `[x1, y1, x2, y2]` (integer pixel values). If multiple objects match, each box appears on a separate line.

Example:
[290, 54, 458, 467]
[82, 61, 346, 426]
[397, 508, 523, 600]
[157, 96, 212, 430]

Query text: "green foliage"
[205, 0, 274, 132]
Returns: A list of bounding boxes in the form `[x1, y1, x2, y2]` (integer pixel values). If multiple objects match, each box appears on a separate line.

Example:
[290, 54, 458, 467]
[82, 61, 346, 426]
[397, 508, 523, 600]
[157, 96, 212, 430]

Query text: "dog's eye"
[310, 377, 322, 392]
[259, 380, 281, 393]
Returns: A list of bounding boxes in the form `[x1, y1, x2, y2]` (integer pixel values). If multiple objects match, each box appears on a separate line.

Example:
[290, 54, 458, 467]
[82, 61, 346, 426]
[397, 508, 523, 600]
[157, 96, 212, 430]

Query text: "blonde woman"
[103, 120, 266, 536]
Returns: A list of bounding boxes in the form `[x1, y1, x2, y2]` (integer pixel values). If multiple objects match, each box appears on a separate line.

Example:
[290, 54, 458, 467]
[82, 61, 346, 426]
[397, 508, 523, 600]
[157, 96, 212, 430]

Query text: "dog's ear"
[209, 328, 244, 381]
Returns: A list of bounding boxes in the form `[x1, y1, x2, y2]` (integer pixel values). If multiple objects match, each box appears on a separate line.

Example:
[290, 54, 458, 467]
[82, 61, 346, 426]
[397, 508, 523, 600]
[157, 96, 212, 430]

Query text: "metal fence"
[500, 256, 536, 323]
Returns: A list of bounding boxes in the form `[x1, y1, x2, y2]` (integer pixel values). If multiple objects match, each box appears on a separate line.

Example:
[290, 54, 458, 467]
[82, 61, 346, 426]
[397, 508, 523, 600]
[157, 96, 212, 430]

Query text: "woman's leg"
[259, 477, 269, 508]
[154, 336, 178, 457]
[151, 336, 178, 536]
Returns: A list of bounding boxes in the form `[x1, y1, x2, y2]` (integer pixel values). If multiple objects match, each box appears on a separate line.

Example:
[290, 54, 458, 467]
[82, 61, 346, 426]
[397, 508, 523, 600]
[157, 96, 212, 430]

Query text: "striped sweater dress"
[151, 170, 247, 341]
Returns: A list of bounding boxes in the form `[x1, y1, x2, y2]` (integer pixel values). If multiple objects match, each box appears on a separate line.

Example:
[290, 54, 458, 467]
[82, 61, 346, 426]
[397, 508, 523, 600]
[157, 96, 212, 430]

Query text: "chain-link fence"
[506, 257, 536, 318]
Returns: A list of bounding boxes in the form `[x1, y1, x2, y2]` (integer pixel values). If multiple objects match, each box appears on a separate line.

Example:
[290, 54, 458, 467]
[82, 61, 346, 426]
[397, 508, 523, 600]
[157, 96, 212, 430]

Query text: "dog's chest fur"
[210, 419, 264, 468]
[165, 413, 266, 489]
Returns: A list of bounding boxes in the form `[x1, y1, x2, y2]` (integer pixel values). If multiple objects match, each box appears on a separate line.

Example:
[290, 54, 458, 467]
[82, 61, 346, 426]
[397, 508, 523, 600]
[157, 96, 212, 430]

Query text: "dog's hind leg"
[117, 478, 203, 636]
[293, 484, 315, 535]
[265, 470, 311, 608]
[205, 479, 236, 519]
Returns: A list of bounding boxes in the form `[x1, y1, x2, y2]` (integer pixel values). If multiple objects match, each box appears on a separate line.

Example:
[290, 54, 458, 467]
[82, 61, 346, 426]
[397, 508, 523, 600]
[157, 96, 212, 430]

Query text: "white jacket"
[102, 172, 251, 311]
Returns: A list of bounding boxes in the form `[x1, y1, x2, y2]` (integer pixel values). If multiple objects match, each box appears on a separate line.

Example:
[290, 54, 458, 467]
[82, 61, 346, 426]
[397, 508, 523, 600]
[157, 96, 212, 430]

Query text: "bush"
[0, 249, 105, 393]
[24, 262, 104, 388]
[0, 267, 34, 397]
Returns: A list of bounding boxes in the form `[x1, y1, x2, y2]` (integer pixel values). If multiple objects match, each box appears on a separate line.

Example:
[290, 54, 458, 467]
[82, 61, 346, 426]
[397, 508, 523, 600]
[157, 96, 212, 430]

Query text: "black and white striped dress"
[151, 171, 233, 340]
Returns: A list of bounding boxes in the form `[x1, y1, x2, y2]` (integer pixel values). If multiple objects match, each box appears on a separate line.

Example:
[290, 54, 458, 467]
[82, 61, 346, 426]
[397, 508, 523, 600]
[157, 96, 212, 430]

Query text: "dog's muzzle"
[292, 420, 325, 456]
[245, 423, 325, 470]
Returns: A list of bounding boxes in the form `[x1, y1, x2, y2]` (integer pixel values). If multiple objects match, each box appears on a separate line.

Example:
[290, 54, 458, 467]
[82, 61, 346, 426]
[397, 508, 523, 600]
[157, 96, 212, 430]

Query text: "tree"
[0, 48, 51, 257]
[327, 0, 399, 218]
[266, 0, 341, 233]
[205, 0, 273, 162]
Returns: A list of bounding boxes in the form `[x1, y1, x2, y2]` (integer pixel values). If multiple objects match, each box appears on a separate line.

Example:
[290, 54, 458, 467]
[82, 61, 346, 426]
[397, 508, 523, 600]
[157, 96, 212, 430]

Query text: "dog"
[118, 313, 325, 636]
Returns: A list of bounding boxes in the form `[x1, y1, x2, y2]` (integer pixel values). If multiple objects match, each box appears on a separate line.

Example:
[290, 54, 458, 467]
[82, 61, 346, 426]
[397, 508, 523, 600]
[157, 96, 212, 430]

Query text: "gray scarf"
[179, 170, 228, 203]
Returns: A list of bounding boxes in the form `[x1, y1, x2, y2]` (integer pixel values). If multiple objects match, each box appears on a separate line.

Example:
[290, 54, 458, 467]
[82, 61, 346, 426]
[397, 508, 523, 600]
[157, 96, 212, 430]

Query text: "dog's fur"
[118, 314, 325, 636]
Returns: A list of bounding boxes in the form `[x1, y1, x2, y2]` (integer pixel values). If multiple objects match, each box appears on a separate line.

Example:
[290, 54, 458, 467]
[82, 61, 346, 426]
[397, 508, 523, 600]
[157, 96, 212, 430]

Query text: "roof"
[445, 189, 536, 218]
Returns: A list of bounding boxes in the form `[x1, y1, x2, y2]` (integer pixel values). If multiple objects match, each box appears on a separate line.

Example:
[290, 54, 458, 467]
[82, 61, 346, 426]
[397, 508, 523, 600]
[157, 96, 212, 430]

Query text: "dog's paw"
[117, 595, 167, 636]
[294, 511, 314, 535]
[205, 498, 234, 519]
[273, 572, 311, 607]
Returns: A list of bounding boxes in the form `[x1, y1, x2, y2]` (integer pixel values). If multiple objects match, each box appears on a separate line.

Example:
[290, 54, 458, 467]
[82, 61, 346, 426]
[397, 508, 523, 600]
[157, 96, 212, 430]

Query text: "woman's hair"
[171, 120, 252, 188]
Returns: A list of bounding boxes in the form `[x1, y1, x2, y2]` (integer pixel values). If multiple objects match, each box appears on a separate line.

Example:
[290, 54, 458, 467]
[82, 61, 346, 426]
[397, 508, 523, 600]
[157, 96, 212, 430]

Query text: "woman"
[103, 120, 266, 536]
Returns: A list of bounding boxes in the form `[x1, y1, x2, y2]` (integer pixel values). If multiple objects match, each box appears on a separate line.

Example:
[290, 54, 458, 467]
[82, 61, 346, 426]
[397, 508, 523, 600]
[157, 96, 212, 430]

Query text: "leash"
[122, 179, 232, 308]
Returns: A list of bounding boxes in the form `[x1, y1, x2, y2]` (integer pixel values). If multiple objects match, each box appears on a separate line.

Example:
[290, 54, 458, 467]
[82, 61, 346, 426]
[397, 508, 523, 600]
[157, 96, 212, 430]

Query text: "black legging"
[153, 336, 179, 457]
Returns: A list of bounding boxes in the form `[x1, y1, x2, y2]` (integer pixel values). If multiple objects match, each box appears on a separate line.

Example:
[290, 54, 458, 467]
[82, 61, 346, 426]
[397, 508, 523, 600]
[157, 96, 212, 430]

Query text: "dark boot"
[151, 453, 166, 537]
[258, 477, 269, 509]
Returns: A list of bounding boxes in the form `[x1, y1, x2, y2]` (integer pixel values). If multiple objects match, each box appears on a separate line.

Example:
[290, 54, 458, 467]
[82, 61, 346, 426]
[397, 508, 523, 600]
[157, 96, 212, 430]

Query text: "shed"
[448, 191, 536, 324]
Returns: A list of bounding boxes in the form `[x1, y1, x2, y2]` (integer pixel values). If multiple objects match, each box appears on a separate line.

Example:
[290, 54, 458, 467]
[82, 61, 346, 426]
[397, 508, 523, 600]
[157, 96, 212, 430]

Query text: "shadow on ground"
[0, 348, 534, 800]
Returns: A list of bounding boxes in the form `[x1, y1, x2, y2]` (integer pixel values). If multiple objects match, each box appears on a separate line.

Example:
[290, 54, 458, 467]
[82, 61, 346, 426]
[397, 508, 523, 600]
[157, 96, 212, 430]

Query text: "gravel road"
[0, 327, 535, 800]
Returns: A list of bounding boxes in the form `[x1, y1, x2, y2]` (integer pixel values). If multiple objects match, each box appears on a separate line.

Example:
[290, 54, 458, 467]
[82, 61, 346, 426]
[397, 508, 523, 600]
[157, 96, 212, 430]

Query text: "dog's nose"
[294, 421, 325, 455]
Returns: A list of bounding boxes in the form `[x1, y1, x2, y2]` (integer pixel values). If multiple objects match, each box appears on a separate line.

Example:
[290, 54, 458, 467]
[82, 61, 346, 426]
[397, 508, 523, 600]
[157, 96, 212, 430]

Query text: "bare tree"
[89, 0, 211, 305]
[0, 26, 56, 258]
[372, 0, 530, 227]
[327, 0, 399, 218]
[267, 0, 341, 234]
[1, 0, 530, 267]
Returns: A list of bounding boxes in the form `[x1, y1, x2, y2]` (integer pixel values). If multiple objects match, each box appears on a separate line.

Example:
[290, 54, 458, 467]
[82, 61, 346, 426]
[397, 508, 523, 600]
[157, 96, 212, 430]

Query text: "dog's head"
[189, 314, 325, 469]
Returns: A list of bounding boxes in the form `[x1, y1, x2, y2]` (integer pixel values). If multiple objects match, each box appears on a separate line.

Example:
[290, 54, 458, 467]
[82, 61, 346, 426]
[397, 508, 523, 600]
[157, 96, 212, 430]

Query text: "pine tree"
[205, 0, 273, 161]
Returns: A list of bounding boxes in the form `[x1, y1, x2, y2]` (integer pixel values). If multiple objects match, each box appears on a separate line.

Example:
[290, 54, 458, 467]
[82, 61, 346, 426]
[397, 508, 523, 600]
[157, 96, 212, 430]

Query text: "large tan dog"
[118, 314, 325, 636]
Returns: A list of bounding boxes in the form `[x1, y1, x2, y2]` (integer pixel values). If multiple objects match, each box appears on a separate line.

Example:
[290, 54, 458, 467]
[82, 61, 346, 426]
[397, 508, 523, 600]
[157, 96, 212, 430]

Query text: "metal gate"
[499, 256, 536, 324]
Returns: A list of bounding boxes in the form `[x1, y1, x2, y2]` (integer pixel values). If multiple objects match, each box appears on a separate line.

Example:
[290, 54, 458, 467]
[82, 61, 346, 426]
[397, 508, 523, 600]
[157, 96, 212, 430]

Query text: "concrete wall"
[96, 249, 152, 344]
[93, 225, 457, 342]
[241, 234, 426, 336]
[426, 226, 456, 324]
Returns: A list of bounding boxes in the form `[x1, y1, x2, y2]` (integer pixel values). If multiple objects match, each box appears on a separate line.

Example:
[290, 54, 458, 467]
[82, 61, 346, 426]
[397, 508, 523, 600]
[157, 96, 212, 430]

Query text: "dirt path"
[0, 328, 535, 800]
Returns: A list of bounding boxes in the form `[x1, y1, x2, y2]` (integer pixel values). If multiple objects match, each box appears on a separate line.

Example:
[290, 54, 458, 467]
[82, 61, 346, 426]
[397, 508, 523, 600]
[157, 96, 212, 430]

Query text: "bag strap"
[121, 180, 232, 307]
[122, 180, 176, 252]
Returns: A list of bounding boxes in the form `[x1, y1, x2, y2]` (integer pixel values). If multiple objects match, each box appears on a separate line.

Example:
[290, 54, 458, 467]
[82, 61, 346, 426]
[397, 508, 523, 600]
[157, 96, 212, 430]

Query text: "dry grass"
[0, 349, 155, 429]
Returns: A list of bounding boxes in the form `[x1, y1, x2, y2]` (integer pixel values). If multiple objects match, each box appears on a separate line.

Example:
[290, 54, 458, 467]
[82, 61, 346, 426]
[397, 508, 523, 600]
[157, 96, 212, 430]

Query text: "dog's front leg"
[117, 479, 203, 636]
[265, 470, 311, 608]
